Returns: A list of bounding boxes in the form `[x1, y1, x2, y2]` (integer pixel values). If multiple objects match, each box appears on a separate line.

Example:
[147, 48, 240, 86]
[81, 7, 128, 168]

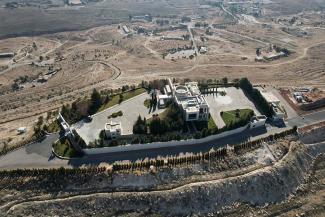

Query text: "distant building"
[263, 52, 286, 61]
[164, 79, 209, 121]
[105, 122, 122, 139]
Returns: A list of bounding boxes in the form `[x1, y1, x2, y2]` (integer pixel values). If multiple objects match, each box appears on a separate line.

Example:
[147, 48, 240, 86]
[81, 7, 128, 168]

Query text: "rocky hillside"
[5, 141, 320, 216]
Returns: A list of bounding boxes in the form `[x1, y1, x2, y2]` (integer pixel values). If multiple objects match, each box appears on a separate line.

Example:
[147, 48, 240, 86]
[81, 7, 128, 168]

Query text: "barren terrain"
[0, 0, 324, 201]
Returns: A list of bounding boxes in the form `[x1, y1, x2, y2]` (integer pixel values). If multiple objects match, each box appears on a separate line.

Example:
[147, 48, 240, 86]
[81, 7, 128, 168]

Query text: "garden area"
[194, 115, 217, 131]
[53, 138, 78, 158]
[221, 109, 254, 127]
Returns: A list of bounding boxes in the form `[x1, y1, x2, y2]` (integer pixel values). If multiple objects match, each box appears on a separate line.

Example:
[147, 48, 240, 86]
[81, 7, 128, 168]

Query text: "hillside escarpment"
[6, 141, 321, 217]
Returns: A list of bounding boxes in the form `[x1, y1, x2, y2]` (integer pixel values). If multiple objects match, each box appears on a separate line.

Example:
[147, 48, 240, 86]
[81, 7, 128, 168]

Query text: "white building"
[259, 89, 285, 120]
[165, 79, 209, 121]
[199, 46, 207, 54]
[105, 122, 122, 139]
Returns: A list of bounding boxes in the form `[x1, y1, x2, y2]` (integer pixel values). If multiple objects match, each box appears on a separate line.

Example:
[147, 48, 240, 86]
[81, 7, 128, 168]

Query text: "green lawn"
[99, 88, 146, 111]
[220, 109, 254, 126]
[46, 121, 60, 133]
[208, 115, 217, 129]
[53, 138, 77, 158]
[193, 114, 217, 131]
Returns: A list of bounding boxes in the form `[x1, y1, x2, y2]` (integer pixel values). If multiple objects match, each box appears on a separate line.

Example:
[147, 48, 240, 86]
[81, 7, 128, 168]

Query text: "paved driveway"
[72, 93, 164, 144]
[205, 87, 261, 128]
[0, 133, 67, 170]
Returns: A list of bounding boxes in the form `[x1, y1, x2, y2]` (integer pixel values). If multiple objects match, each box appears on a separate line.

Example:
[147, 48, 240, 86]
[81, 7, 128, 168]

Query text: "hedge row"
[234, 127, 297, 154]
[0, 166, 107, 178]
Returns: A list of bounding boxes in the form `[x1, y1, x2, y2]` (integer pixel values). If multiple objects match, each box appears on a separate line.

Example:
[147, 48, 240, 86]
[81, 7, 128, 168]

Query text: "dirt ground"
[0, 1, 325, 148]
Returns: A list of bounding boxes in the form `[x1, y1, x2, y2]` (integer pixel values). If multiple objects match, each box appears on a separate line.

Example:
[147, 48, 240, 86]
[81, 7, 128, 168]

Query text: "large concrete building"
[258, 89, 285, 120]
[162, 79, 209, 121]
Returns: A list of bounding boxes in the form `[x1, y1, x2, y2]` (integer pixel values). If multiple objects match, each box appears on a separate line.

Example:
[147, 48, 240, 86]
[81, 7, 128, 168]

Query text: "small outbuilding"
[105, 122, 122, 139]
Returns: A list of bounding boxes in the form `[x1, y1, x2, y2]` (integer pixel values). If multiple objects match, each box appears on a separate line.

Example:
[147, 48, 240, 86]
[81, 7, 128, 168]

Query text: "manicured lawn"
[99, 88, 146, 111]
[53, 138, 77, 158]
[221, 109, 254, 126]
[208, 115, 217, 129]
[193, 114, 217, 131]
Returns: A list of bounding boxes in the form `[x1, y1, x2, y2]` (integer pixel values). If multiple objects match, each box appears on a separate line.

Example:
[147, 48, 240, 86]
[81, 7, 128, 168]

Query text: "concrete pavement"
[72, 93, 164, 144]
[205, 87, 261, 128]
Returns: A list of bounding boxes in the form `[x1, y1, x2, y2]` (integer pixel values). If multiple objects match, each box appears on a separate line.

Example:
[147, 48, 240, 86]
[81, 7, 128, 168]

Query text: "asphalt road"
[0, 110, 324, 170]
[287, 110, 325, 127]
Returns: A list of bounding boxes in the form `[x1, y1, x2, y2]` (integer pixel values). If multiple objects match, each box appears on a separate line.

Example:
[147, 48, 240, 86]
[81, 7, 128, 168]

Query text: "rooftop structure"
[259, 91, 281, 105]
[166, 79, 209, 121]
[105, 122, 122, 139]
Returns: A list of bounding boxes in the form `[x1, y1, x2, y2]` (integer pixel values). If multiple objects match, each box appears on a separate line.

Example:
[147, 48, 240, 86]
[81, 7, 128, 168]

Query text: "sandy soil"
[0, 6, 325, 148]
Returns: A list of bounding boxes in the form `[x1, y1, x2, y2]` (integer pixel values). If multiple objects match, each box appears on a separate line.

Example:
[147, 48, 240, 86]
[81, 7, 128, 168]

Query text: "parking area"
[204, 87, 261, 128]
[72, 93, 164, 144]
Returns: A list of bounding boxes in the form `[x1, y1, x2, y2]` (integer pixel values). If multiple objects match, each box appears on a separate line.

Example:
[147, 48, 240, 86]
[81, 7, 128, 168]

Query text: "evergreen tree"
[89, 88, 102, 115]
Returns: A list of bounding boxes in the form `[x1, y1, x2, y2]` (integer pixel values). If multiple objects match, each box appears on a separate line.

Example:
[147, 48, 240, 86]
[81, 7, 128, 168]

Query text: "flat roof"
[260, 91, 280, 103]
[159, 94, 170, 99]
[165, 85, 171, 93]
